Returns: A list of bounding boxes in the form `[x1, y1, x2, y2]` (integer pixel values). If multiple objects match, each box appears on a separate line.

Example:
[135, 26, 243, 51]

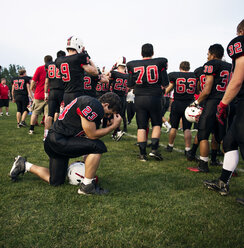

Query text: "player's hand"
[12, 99, 15, 103]
[190, 100, 199, 108]
[216, 101, 227, 125]
[112, 113, 122, 128]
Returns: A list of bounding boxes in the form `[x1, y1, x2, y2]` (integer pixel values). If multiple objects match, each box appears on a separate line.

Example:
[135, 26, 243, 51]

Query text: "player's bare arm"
[44, 78, 49, 101]
[83, 60, 98, 76]
[81, 113, 122, 140]
[221, 56, 244, 105]
[196, 75, 214, 104]
[165, 83, 174, 94]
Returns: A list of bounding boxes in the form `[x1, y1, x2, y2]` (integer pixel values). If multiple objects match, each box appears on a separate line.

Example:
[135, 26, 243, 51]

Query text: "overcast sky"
[0, 0, 243, 76]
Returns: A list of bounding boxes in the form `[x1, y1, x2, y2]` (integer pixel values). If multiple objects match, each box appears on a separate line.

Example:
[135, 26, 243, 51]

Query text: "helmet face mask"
[66, 36, 84, 53]
[185, 106, 203, 123]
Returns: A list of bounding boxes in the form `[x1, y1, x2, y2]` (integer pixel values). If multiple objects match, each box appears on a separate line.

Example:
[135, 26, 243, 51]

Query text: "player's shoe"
[78, 181, 109, 195]
[236, 198, 244, 206]
[29, 130, 34, 135]
[6, 113, 10, 116]
[115, 131, 125, 141]
[203, 179, 229, 196]
[20, 121, 27, 127]
[165, 145, 173, 152]
[0, 112, 3, 116]
[138, 154, 148, 162]
[210, 160, 223, 166]
[10, 156, 26, 181]
[197, 160, 209, 173]
[149, 150, 163, 161]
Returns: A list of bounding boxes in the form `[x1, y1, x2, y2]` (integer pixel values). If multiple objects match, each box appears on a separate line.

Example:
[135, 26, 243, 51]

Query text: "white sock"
[83, 177, 93, 185]
[165, 121, 171, 129]
[200, 156, 209, 162]
[168, 143, 174, 147]
[25, 162, 33, 172]
[223, 150, 239, 172]
[44, 129, 49, 138]
[185, 147, 191, 151]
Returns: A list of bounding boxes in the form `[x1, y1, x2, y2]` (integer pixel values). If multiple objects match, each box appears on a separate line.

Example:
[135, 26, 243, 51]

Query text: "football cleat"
[138, 154, 148, 162]
[165, 145, 173, 152]
[78, 181, 109, 195]
[20, 121, 27, 127]
[115, 131, 125, 141]
[197, 160, 209, 173]
[29, 130, 34, 135]
[149, 150, 163, 161]
[203, 179, 229, 196]
[210, 160, 223, 166]
[10, 156, 26, 181]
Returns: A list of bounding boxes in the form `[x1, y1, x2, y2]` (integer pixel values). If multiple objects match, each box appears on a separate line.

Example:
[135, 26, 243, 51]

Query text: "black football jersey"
[96, 82, 110, 97]
[227, 35, 244, 98]
[168, 72, 197, 100]
[12, 76, 31, 96]
[109, 71, 128, 97]
[56, 53, 89, 93]
[194, 66, 206, 92]
[127, 57, 169, 96]
[45, 60, 64, 90]
[83, 72, 100, 97]
[52, 95, 104, 137]
[203, 59, 232, 99]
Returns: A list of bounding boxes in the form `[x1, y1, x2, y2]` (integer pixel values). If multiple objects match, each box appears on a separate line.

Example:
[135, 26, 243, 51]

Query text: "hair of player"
[1, 78, 6, 82]
[237, 19, 244, 33]
[18, 69, 26, 76]
[57, 50, 66, 58]
[208, 44, 224, 59]
[44, 55, 53, 64]
[99, 92, 121, 113]
[179, 61, 190, 71]
[141, 43, 154, 57]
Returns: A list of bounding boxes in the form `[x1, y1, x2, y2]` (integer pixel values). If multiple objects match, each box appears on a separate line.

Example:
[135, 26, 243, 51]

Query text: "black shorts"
[15, 95, 29, 113]
[44, 130, 107, 186]
[170, 99, 192, 130]
[0, 99, 9, 107]
[135, 95, 162, 129]
[197, 99, 227, 143]
[161, 96, 170, 117]
[48, 89, 64, 117]
[63, 91, 83, 106]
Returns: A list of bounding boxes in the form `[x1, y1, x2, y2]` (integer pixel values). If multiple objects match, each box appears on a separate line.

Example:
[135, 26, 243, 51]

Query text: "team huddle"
[8, 19, 244, 203]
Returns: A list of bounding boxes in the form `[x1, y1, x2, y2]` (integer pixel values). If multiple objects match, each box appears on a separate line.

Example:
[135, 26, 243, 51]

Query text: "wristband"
[194, 100, 199, 105]
[219, 101, 228, 109]
[45, 93, 48, 98]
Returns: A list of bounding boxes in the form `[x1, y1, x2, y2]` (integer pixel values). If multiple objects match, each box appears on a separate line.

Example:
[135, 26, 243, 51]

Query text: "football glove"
[189, 100, 199, 108]
[83, 50, 90, 59]
[216, 101, 228, 125]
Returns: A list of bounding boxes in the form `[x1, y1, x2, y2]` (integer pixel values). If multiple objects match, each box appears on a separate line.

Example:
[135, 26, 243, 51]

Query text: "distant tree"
[0, 64, 25, 89]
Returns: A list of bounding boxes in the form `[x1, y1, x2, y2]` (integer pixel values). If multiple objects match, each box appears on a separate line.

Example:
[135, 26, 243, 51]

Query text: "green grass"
[1, 103, 244, 248]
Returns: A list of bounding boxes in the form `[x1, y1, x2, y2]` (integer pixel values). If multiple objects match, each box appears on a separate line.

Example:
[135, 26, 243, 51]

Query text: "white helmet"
[66, 36, 84, 53]
[185, 106, 203, 123]
[67, 161, 85, 185]
[116, 56, 126, 67]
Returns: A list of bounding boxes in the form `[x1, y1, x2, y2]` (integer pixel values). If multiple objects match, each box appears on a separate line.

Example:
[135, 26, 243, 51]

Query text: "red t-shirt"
[0, 84, 9, 99]
[32, 65, 46, 100]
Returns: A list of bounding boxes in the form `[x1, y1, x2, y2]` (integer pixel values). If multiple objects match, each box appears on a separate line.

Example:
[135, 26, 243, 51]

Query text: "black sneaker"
[78, 181, 109, 195]
[10, 156, 26, 181]
[236, 198, 244, 206]
[197, 160, 209, 173]
[20, 121, 27, 127]
[186, 150, 196, 161]
[165, 145, 173, 152]
[138, 154, 148, 162]
[203, 179, 229, 196]
[210, 160, 223, 166]
[149, 150, 163, 161]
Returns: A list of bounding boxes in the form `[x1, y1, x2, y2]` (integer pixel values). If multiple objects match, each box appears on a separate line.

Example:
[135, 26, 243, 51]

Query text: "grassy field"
[1, 103, 244, 248]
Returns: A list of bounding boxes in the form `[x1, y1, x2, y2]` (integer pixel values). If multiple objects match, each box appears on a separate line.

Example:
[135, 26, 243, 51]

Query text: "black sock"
[220, 169, 232, 184]
[30, 125, 34, 131]
[211, 149, 217, 162]
[138, 142, 147, 155]
[191, 143, 198, 154]
[151, 138, 159, 150]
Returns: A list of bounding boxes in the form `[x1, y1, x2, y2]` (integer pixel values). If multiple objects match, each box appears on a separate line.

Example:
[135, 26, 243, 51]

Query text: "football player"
[44, 50, 66, 140]
[204, 19, 244, 201]
[12, 69, 32, 128]
[191, 44, 232, 172]
[165, 61, 197, 155]
[10, 92, 122, 195]
[56, 36, 98, 106]
[127, 43, 169, 161]
[108, 56, 128, 138]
